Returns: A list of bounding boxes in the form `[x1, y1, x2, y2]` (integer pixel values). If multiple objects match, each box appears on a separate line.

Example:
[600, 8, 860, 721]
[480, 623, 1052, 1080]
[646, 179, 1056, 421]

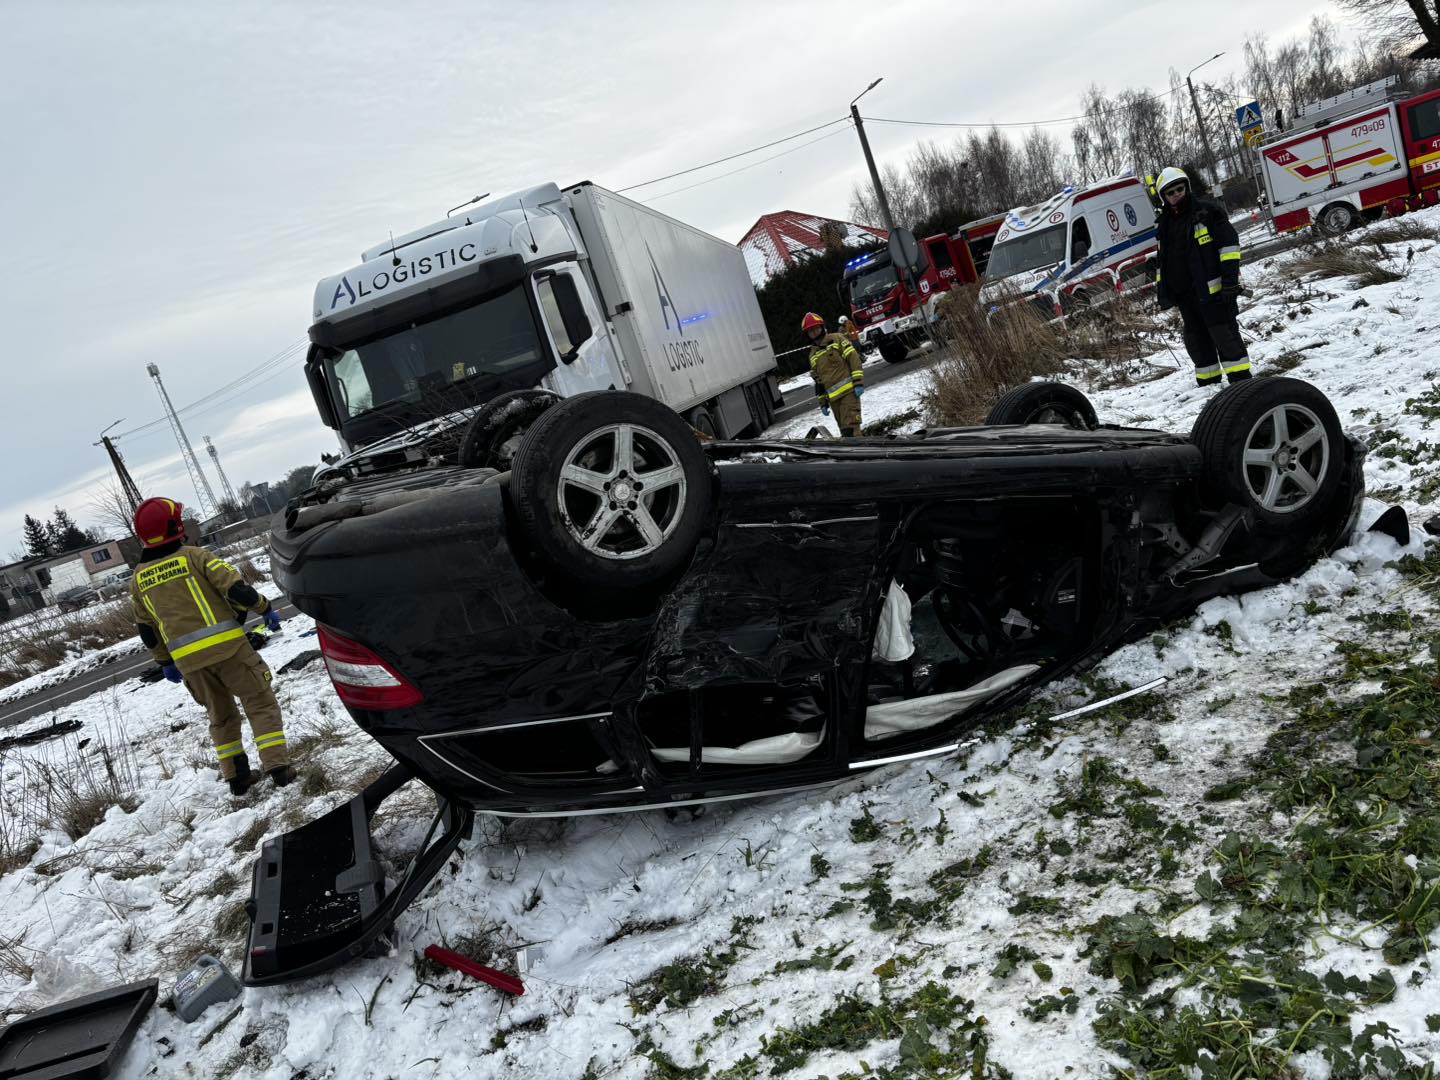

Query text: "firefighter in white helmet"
[1153, 167, 1252, 387]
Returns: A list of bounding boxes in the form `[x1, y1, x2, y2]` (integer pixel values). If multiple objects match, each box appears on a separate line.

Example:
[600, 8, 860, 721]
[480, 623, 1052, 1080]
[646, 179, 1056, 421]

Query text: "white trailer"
[306, 182, 781, 455]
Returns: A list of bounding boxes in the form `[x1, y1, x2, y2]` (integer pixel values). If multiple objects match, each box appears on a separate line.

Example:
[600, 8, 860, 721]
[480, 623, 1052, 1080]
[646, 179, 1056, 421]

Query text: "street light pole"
[850, 78, 896, 232]
[1187, 52, 1225, 190]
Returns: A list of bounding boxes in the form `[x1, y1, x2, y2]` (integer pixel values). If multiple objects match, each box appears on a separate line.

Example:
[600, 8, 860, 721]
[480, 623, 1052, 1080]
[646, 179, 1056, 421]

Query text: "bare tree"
[1019, 128, 1068, 203]
[87, 479, 138, 542]
[1336, 0, 1440, 53]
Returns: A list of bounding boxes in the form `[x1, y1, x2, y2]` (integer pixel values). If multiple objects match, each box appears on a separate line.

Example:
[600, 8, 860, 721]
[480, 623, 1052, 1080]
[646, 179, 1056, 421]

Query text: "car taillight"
[316, 625, 423, 710]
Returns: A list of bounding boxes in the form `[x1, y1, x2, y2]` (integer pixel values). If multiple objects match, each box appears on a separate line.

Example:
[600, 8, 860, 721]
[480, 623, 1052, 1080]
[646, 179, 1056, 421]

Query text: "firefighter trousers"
[832, 392, 862, 438]
[184, 648, 288, 778]
[1177, 299, 1252, 387]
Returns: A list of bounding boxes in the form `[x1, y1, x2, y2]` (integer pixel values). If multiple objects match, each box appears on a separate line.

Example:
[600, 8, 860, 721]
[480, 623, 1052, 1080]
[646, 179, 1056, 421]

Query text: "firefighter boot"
[268, 764, 297, 788]
[228, 757, 256, 797]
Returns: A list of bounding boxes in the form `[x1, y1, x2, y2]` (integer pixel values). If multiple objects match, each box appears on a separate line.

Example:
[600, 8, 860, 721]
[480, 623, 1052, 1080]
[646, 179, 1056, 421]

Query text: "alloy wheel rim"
[1242, 403, 1330, 513]
[556, 423, 688, 560]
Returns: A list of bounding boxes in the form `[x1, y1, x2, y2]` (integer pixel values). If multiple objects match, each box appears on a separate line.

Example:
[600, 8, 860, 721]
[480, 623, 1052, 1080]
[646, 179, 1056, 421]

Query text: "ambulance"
[979, 176, 1158, 318]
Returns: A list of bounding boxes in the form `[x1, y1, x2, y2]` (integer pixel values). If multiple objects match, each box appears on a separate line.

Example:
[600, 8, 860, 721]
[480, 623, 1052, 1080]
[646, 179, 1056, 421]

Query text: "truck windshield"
[848, 262, 899, 305]
[984, 224, 1067, 280]
[322, 285, 550, 445]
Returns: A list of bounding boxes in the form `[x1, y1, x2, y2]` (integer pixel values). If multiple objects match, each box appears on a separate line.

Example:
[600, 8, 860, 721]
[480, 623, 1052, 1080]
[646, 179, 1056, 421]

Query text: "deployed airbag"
[864, 664, 1039, 740]
[650, 728, 824, 767]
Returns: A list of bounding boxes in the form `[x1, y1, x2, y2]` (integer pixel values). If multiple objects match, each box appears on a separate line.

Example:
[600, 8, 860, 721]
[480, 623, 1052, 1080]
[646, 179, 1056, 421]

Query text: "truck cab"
[306, 186, 621, 457]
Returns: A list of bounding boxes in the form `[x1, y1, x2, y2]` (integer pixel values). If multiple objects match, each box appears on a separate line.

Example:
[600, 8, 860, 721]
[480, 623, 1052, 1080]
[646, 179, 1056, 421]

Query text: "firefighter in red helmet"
[128, 498, 294, 795]
[803, 312, 865, 437]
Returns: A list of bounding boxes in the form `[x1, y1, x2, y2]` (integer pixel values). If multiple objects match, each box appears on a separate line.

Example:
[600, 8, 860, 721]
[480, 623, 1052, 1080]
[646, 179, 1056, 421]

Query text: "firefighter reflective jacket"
[809, 332, 863, 404]
[1154, 196, 1242, 309]
[130, 544, 273, 674]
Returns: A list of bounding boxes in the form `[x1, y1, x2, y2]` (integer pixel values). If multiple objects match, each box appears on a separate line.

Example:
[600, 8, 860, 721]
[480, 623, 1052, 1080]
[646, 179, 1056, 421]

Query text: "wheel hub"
[612, 478, 635, 503]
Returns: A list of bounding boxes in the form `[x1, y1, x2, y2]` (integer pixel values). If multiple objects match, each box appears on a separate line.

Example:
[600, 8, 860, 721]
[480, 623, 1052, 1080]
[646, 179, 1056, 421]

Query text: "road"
[0, 601, 300, 730]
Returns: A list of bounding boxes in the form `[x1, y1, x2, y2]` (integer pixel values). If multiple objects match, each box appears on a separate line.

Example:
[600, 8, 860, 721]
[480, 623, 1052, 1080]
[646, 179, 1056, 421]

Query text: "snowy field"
[2, 215, 1440, 1077]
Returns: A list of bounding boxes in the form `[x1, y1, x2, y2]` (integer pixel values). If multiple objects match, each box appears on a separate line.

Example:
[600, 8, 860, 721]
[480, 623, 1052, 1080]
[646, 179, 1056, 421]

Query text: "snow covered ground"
[2, 215, 1440, 1077]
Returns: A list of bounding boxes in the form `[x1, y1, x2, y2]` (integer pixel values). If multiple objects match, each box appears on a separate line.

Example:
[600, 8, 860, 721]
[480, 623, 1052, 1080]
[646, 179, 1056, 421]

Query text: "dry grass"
[1288, 244, 1406, 288]
[922, 285, 1070, 426]
[233, 556, 265, 585]
[0, 601, 139, 688]
[230, 817, 270, 854]
[0, 933, 36, 982]
[1365, 218, 1440, 245]
[30, 737, 142, 842]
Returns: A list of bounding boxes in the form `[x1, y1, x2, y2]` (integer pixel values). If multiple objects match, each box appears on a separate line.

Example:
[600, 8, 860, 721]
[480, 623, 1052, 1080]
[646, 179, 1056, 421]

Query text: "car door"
[533, 262, 624, 397]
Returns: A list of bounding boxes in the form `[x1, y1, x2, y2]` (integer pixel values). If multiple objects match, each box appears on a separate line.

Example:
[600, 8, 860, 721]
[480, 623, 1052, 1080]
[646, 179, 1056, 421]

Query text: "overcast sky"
[0, 0, 1346, 558]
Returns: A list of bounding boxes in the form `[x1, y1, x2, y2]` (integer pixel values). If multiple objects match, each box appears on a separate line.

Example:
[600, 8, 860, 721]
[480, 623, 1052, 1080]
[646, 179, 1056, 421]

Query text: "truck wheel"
[511, 392, 709, 590]
[879, 338, 909, 364]
[1315, 203, 1358, 236]
[686, 407, 717, 438]
[985, 381, 1098, 430]
[1190, 376, 1343, 532]
[458, 389, 561, 470]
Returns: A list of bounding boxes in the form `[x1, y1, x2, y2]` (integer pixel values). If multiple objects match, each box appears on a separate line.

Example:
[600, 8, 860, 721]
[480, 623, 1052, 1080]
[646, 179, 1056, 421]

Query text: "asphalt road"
[0, 601, 300, 730]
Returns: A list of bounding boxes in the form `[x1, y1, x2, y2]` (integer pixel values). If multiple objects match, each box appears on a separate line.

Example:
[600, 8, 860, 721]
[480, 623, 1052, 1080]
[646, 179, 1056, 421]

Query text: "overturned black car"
[245, 377, 1372, 985]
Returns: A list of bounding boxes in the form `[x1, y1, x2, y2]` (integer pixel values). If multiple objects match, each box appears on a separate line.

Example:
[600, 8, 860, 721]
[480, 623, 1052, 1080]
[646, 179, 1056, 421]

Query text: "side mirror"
[304, 347, 339, 430]
[549, 274, 593, 362]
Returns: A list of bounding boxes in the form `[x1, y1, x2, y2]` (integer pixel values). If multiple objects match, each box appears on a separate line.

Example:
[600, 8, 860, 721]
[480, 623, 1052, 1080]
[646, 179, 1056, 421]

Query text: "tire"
[1190, 376, 1344, 532]
[1315, 202, 1358, 237]
[458, 389, 561, 470]
[510, 392, 709, 590]
[985, 381, 1099, 430]
[878, 338, 909, 364]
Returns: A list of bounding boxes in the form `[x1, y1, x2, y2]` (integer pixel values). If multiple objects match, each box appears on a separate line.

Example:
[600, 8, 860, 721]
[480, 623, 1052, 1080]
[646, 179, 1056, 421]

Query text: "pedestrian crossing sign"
[1235, 101, 1263, 131]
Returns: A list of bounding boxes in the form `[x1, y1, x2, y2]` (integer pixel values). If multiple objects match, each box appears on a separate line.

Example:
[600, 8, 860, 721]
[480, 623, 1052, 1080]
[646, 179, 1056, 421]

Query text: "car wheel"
[1315, 202, 1358, 236]
[511, 391, 710, 590]
[878, 338, 909, 364]
[1190, 376, 1343, 531]
[457, 389, 561, 470]
[985, 381, 1099, 429]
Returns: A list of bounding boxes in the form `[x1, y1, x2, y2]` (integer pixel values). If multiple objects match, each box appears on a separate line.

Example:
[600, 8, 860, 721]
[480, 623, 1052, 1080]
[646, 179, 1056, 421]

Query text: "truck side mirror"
[304, 348, 339, 430]
[549, 274, 593, 362]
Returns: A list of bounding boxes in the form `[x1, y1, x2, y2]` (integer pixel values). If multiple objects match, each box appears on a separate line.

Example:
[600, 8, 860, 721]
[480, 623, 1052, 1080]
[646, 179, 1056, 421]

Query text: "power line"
[860, 85, 1185, 131]
[616, 116, 850, 192]
[117, 338, 307, 440]
[643, 126, 855, 203]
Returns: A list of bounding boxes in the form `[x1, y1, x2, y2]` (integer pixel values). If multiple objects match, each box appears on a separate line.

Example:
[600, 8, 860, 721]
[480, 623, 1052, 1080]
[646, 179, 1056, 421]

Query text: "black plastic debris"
[0, 978, 157, 1079]
[1426, 513, 1440, 538]
[0, 719, 82, 753]
[1369, 505, 1411, 547]
[276, 650, 322, 676]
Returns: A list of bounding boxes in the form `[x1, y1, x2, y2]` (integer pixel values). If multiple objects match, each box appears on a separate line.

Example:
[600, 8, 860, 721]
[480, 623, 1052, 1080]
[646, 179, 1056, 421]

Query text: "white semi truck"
[305, 182, 782, 469]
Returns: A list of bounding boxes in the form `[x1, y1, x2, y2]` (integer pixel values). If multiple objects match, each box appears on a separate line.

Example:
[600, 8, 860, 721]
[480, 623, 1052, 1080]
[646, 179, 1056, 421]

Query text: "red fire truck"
[1259, 77, 1440, 235]
[841, 211, 1007, 364]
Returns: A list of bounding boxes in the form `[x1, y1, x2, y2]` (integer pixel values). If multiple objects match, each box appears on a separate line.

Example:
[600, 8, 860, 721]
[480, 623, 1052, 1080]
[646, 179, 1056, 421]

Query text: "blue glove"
[853, 386, 865, 398]
[820, 403, 830, 416]
[162, 663, 182, 684]
[264, 608, 281, 632]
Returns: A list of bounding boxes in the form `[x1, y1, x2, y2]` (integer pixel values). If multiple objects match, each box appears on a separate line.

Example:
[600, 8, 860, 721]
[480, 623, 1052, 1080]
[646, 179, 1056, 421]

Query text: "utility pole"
[204, 436, 241, 517]
[850, 78, 895, 232]
[147, 363, 219, 520]
[93, 420, 143, 513]
[1187, 52, 1225, 190]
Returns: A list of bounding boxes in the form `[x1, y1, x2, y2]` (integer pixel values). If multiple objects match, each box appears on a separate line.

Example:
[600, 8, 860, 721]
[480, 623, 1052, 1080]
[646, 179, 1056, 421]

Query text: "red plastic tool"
[423, 945, 526, 996]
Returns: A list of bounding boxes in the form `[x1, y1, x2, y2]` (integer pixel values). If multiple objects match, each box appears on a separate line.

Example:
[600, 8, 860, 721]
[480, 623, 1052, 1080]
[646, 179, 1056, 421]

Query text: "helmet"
[134, 497, 186, 548]
[1156, 166, 1189, 196]
[838, 315, 850, 325]
[801, 312, 825, 333]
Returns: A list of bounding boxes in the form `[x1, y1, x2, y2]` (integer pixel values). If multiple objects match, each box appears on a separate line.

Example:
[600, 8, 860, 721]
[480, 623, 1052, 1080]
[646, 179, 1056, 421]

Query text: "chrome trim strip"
[1048, 676, 1167, 722]
[734, 515, 878, 530]
[415, 738, 513, 793]
[424, 711, 612, 738]
[472, 779, 839, 818]
[849, 743, 960, 769]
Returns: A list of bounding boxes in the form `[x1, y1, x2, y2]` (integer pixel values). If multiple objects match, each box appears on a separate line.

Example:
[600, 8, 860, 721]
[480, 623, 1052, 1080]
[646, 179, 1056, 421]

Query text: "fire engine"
[1259, 77, 1440, 235]
[840, 210, 1007, 364]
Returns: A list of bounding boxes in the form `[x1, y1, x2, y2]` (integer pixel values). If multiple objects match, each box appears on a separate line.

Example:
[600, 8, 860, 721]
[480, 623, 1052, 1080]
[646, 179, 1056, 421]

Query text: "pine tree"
[22, 515, 52, 559]
[49, 507, 92, 554]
